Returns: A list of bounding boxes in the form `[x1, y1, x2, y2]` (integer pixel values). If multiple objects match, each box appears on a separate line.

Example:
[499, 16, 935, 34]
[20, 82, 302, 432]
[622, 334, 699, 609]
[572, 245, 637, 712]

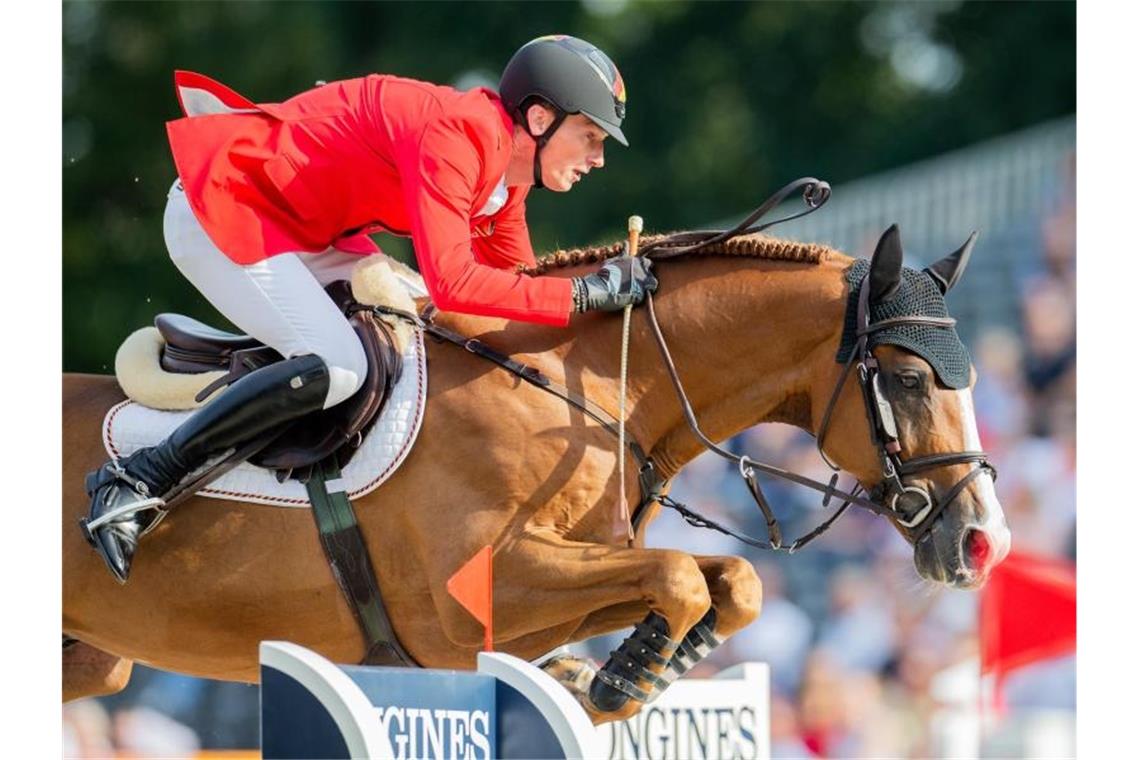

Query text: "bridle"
[633, 178, 997, 551]
[809, 266, 996, 541]
[377, 177, 997, 553]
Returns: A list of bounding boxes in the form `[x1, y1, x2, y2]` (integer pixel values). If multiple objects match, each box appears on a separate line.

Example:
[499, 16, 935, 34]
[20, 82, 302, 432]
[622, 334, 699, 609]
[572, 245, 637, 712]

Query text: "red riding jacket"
[165, 71, 572, 326]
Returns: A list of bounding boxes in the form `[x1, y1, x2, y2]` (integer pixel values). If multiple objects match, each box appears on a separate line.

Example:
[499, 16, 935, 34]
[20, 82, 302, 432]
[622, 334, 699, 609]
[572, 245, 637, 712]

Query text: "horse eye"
[897, 372, 921, 390]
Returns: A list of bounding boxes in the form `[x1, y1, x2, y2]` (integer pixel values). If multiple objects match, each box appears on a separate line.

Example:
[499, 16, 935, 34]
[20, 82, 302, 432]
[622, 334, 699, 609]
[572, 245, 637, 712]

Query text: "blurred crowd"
[65, 159, 1076, 758]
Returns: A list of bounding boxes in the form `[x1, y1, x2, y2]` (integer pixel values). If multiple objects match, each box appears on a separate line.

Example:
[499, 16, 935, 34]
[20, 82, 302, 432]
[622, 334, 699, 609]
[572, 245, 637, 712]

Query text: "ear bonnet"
[836, 259, 971, 389]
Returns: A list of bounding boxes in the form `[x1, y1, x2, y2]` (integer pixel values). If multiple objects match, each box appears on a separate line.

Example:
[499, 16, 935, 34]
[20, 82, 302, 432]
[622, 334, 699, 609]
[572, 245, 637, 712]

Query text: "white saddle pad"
[102, 330, 428, 507]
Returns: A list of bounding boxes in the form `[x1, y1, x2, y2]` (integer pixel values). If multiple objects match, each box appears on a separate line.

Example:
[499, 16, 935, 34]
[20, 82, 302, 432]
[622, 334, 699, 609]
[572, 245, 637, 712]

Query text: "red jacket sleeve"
[396, 115, 572, 326]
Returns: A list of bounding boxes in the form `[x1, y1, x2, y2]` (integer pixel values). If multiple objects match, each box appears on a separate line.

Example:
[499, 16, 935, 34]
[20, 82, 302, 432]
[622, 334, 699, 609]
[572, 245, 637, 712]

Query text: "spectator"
[63, 701, 114, 759]
[719, 561, 815, 695]
[816, 565, 898, 675]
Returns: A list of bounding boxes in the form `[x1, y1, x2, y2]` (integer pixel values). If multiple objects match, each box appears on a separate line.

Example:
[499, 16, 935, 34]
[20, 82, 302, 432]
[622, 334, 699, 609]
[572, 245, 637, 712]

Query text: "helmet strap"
[529, 110, 567, 190]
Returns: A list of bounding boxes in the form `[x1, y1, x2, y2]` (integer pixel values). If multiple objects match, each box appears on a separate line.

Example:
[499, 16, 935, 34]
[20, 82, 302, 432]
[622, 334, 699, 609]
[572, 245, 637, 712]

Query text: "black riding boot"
[82, 354, 331, 583]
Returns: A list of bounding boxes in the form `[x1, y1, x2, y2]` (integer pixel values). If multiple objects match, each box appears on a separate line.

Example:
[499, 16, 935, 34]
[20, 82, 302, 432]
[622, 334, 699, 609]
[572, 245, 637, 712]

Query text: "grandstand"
[750, 116, 1075, 344]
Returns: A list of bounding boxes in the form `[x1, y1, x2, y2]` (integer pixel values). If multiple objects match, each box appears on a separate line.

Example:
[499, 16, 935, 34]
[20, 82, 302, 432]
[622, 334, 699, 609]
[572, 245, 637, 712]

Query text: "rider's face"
[529, 110, 607, 192]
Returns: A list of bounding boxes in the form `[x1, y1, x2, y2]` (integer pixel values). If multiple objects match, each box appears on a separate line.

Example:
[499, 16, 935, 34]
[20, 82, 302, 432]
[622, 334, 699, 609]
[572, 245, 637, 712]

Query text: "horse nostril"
[964, 528, 992, 571]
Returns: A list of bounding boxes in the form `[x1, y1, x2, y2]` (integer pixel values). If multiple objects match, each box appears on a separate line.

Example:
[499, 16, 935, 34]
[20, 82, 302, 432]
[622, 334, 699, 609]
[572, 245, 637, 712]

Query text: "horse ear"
[869, 224, 904, 303]
[924, 231, 978, 295]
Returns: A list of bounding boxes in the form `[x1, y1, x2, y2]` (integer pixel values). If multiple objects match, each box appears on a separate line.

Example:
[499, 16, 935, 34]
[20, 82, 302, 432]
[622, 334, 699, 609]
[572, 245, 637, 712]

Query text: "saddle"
[153, 280, 404, 477]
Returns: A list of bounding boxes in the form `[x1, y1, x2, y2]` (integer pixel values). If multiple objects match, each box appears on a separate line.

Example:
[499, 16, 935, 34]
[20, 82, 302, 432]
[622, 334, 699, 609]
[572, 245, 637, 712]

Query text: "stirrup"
[83, 495, 168, 534]
[81, 463, 169, 538]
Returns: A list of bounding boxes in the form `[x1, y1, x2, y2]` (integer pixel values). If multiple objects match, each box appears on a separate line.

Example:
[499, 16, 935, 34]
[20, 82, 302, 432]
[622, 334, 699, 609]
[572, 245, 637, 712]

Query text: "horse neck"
[590, 254, 853, 479]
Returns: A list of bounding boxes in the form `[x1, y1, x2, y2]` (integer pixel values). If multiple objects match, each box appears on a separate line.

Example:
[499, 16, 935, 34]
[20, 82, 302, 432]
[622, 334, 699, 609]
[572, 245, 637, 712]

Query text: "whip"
[617, 214, 642, 543]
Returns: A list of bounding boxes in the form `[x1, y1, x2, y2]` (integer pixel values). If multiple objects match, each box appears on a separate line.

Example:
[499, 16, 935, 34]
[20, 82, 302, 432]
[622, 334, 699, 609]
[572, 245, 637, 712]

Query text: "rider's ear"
[526, 103, 553, 137]
[924, 231, 978, 295]
[869, 224, 904, 303]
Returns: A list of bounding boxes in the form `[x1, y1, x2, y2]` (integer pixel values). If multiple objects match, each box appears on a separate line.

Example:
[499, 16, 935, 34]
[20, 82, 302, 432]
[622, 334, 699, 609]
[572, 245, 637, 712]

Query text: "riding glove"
[571, 256, 659, 313]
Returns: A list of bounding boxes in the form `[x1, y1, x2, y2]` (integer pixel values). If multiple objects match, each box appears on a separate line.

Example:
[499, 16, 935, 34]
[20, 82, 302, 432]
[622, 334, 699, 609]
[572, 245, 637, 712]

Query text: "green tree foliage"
[63, 0, 1074, 372]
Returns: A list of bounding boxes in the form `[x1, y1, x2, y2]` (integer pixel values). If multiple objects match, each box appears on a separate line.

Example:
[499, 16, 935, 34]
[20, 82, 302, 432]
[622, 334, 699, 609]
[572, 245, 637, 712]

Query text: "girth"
[304, 457, 417, 667]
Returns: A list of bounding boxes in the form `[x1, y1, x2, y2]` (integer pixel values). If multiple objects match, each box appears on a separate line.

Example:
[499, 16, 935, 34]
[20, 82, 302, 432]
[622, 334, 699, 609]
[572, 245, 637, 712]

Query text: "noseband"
[811, 271, 996, 541]
[635, 178, 996, 551]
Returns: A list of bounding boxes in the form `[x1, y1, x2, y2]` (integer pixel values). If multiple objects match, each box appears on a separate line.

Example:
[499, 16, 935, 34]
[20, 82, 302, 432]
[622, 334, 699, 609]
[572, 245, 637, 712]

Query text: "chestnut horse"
[62, 228, 1009, 722]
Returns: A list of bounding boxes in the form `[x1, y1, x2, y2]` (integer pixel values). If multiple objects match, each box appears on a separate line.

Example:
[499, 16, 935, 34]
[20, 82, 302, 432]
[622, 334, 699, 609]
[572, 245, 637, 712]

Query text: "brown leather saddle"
[153, 280, 404, 479]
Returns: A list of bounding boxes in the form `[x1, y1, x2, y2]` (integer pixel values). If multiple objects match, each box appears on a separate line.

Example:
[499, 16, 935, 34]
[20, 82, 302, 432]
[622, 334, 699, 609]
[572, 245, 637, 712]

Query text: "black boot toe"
[94, 525, 134, 584]
[86, 481, 150, 584]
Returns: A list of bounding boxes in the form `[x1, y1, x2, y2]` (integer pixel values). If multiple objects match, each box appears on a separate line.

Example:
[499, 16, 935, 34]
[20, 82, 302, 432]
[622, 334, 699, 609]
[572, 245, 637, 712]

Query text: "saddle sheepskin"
[115, 255, 423, 410]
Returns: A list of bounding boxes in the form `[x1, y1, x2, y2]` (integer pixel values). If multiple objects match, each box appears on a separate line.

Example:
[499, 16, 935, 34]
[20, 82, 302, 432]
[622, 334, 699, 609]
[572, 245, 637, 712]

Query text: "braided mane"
[517, 232, 834, 276]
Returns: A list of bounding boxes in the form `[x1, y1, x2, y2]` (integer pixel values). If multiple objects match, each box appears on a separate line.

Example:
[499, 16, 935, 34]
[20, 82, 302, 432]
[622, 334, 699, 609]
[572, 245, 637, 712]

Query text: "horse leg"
[63, 639, 133, 702]
[696, 554, 764, 638]
[648, 555, 762, 699]
[433, 537, 712, 724]
[537, 556, 761, 710]
[531, 600, 647, 714]
[555, 554, 761, 643]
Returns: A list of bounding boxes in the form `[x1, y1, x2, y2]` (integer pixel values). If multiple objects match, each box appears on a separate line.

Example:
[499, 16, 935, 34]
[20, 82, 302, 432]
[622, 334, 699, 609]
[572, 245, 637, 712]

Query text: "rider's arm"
[396, 115, 572, 326]
[471, 190, 538, 270]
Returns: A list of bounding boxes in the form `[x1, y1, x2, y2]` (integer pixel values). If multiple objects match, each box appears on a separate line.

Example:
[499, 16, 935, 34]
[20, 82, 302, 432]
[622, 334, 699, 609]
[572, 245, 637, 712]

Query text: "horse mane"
[518, 232, 836, 276]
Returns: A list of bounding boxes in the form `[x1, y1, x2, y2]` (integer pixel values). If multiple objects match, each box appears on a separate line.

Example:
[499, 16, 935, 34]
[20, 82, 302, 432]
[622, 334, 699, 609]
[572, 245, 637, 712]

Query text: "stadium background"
[62, 2, 1076, 757]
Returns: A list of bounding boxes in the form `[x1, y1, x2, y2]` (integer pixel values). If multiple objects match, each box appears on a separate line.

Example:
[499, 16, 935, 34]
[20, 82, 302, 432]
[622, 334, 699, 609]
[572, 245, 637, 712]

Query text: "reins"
[367, 303, 667, 518]
[633, 178, 994, 549]
[636, 177, 833, 260]
[374, 176, 994, 552]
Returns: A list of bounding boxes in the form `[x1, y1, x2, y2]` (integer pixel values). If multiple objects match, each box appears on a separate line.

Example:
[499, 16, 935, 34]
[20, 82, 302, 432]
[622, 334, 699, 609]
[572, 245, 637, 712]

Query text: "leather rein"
[375, 177, 995, 551]
[635, 177, 996, 550]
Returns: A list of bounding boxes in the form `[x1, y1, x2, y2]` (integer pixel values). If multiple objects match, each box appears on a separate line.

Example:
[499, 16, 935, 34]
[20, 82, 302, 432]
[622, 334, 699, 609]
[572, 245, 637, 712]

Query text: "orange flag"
[446, 545, 494, 652]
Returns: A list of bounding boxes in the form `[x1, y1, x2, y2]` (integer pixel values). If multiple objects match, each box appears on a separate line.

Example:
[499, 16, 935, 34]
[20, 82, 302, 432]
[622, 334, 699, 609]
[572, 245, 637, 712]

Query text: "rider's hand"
[571, 256, 659, 313]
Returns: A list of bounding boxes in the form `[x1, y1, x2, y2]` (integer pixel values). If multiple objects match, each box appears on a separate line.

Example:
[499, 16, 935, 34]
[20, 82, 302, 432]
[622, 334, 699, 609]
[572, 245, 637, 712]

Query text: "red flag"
[980, 549, 1076, 699]
[446, 545, 494, 652]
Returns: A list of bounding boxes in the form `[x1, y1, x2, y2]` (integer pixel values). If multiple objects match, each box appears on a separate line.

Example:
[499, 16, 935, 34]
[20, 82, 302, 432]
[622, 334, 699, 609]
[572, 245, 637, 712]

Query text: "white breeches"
[162, 181, 367, 409]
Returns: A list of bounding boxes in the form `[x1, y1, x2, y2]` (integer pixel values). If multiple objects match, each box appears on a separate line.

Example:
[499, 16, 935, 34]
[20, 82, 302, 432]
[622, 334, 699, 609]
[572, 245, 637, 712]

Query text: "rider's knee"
[319, 338, 368, 409]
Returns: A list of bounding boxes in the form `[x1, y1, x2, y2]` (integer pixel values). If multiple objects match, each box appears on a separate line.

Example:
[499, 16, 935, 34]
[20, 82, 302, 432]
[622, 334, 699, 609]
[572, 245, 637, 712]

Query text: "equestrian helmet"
[499, 35, 628, 147]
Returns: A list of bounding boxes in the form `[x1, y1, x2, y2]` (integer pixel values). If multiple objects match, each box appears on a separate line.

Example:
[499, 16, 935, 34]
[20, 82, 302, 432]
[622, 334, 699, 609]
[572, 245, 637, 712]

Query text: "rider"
[82, 34, 658, 582]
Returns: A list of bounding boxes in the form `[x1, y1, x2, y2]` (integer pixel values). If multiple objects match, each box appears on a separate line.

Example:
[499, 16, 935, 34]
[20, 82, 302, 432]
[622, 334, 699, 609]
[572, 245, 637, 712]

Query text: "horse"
[62, 224, 1010, 723]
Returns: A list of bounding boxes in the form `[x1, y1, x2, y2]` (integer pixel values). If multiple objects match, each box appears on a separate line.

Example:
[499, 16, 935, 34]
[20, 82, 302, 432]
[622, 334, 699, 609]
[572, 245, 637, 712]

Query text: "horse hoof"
[587, 678, 631, 713]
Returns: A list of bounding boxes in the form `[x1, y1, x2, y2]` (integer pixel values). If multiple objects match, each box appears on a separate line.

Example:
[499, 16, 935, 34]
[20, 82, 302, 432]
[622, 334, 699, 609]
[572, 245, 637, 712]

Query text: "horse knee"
[707, 557, 763, 633]
[650, 552, 712, 633]
[100, 658, 134, 696]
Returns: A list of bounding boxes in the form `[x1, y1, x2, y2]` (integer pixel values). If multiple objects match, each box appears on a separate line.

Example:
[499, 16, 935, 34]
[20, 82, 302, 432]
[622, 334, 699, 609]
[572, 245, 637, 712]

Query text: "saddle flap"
[147, 281, 403, 473]
[250, 307, 403, 472]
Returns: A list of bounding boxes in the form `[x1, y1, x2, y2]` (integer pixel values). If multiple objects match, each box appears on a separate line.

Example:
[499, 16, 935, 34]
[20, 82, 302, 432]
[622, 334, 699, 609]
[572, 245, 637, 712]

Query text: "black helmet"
[500, 35, 628, 147]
